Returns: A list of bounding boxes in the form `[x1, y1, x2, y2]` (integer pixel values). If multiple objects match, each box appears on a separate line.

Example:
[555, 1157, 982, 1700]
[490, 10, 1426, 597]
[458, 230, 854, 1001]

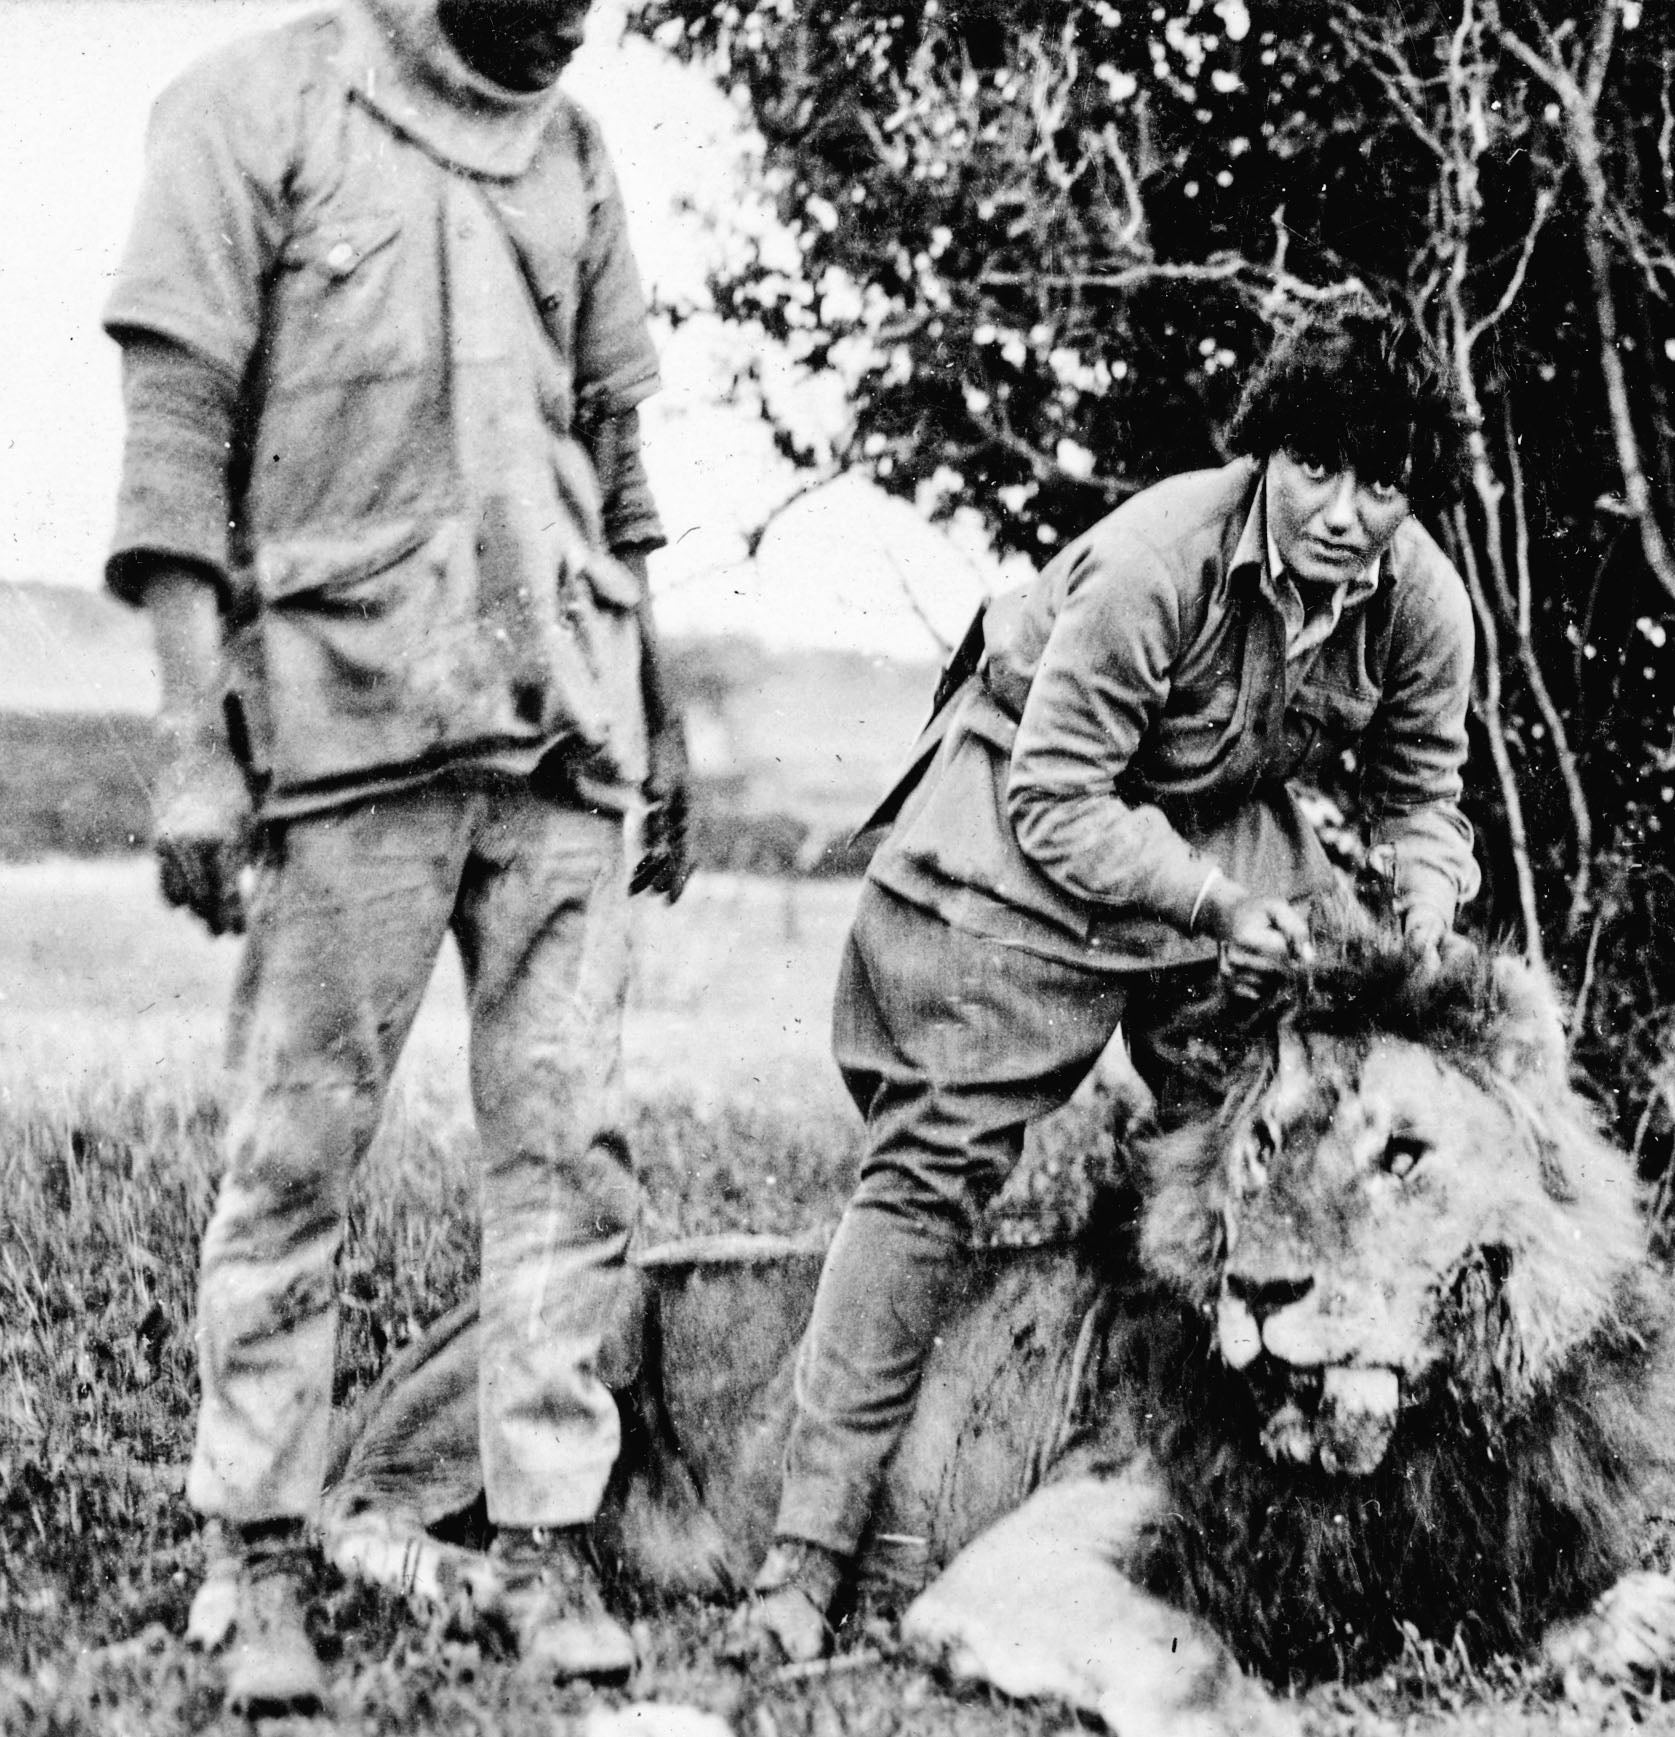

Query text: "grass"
[0, 862, 1669, 1735]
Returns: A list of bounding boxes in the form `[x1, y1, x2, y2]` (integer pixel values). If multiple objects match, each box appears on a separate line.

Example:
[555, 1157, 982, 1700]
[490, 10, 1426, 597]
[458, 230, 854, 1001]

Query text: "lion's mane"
[1078, 938, 1675, 1683]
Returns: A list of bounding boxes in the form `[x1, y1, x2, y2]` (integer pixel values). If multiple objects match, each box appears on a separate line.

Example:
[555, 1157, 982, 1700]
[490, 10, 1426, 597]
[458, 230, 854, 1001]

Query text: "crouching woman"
[732, 296, 1481, 1660]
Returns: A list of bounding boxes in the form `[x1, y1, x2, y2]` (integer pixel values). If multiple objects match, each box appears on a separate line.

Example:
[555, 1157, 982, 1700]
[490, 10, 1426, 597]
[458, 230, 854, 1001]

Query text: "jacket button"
[327, 241, 355, 270]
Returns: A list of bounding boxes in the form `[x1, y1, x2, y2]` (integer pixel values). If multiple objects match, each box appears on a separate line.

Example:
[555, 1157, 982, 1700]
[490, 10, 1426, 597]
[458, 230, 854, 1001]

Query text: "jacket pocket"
[254, 519, 430, 603]
[560, 549, 649, 790]
[1141, 678, 1247, 787]
[271, 211, 423, 390]
[1284, 682, 1379, 779]
[236, 517, 628, 799]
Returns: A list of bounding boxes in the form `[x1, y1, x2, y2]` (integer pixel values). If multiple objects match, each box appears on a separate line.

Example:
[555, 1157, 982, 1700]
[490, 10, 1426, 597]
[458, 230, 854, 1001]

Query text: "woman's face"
[1266, 449, 1411, 586]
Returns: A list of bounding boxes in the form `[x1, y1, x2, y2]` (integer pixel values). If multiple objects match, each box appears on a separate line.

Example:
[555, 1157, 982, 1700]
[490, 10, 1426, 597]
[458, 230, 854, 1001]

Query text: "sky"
[0, 0, 996, 660]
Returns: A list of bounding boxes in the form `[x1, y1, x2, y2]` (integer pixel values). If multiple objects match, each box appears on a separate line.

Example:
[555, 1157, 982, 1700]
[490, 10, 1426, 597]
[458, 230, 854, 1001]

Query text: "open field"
[0, 593, 938, 868]
[0, 860, 1667, 1735]
[0, 857, 860, 1115]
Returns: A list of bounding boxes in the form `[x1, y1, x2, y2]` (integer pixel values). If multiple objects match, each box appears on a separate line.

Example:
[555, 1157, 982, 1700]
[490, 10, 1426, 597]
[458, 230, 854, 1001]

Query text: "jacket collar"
[337, 0, 561, 180]
[1228, 469, 1269, 593]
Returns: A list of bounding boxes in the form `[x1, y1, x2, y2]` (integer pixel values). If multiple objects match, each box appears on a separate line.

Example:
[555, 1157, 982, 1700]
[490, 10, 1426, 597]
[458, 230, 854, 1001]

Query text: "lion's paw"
[1095, 1676, 1297, 1737]
[902, 1469, 1299, 1737]
[1542, 1569, 1675, 1695]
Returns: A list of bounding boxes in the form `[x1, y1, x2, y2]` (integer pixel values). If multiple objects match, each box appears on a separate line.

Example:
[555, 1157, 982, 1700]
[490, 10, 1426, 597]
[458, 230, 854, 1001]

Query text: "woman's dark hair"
[1225, 296, 1472, 516]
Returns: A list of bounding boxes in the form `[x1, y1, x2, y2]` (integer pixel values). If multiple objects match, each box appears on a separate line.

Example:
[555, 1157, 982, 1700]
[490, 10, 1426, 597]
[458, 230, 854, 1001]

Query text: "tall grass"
[2, 1076, 215, 1720]
[0, 1060, 870, 1730]
[0, 861, 1650, 1734]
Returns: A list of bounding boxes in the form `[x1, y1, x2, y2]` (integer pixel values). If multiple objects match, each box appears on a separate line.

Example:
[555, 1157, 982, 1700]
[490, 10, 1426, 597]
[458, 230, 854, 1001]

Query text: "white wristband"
[1188, 866, 1224, 936]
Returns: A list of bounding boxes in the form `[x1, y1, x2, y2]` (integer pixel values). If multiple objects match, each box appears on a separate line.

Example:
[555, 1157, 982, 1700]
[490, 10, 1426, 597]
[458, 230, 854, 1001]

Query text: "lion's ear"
[1488, 954, 1568, 1089]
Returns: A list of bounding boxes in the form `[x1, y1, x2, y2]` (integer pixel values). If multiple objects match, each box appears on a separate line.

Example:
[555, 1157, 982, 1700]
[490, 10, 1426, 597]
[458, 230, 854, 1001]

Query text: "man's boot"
[724, 1538, 848, 1666]
[202, 1519, 330, 1718]
[490, 1525, 637, 1684]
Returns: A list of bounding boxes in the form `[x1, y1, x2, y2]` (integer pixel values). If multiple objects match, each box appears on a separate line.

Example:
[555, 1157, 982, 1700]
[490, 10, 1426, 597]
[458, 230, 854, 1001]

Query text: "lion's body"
[1081, 1260, 1675, 1681]
[904, 941, 1675, 1728]
[1039, 939, 1675, 1682]
[324, 937, 1675, 1731]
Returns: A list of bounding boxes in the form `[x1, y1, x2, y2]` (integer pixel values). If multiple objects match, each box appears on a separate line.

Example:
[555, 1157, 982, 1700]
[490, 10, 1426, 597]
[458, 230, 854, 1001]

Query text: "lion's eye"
[1381, 1131, 1429, 1180]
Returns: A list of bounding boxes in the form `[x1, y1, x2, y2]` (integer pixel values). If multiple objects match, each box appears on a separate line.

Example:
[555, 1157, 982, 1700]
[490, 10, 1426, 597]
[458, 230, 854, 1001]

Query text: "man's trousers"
[186, 780, 638, 1530]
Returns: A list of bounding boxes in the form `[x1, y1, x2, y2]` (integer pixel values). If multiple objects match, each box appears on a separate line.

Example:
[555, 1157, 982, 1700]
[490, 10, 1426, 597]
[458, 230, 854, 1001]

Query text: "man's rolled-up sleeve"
[103, 47, 289, 599]
[107, 339, 238, 604]
[597, 407, 663, 554]
[1362, 565, 1482, 926]
[1006, 537, 1218, 929]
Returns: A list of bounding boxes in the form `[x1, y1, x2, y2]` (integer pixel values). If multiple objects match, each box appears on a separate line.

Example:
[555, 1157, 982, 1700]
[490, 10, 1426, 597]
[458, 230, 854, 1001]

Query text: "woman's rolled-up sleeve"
[1006, 536, 1219, 929]
[1361, 560, 1482, 926]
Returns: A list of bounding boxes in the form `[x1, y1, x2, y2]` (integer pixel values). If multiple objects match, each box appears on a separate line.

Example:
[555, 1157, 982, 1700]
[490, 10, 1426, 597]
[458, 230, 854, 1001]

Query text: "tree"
[634, 0, 1675, 1162]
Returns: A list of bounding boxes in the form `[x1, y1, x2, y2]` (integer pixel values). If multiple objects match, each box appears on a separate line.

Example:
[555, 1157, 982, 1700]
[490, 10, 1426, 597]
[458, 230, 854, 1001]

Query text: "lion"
[318, 934, 1675, 1732]
[902, 935, 1675, 1731]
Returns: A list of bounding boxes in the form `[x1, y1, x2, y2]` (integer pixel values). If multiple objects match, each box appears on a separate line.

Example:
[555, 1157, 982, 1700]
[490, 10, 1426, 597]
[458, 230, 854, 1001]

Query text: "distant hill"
[0, 580, 160, 715]
[0, 580, 938, 868]
[668, 636, 934, 832]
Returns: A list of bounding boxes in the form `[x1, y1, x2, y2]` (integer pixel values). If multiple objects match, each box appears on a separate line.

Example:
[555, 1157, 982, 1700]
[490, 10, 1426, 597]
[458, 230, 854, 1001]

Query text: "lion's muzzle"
[1242, 1358, 1401, 1475]
[1222, 1286, 1402, 1475]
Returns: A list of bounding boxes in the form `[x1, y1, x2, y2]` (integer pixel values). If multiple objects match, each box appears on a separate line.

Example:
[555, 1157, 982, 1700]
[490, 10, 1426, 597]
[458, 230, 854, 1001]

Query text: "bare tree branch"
[1332, 7, 1449, 159]
[979, 257, 1247, 292]
[1503, 399, 1593, 930]
[1570, 896, 1609, 1052]
[978, 254, 1367, 309]
[1660, 45, 1675, 210]
[1468, 184, 1559, 344]
[876, 544, 963, 657]
[1495, 2, 1675, 605]
[1094, 123, 1149, 255]
[741, 470, 845, 559]
[1451, 502, 1547, 969]
[955, 380, 1133, 503]
[1422, 0, 1556, 962]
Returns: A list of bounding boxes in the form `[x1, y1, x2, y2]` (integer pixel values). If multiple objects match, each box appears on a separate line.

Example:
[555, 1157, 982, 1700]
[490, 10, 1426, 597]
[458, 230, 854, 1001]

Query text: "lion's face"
[1214, 1027, 1530, 1476]
[1141, 955, 1644, 1479]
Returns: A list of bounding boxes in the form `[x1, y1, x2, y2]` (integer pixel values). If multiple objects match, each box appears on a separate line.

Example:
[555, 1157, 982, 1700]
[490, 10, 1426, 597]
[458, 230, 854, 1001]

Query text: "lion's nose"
[1224, 1271, 1315, 1322]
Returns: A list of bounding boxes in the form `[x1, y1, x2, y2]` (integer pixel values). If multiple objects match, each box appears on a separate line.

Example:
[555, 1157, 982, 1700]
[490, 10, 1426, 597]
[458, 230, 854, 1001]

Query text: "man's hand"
[154, 731, 254, 936]
[1201, 880, 1315, 1000]
[620, 548, 693, 903]
[630, 723, 692, 903]
[143, 562, 252, 935]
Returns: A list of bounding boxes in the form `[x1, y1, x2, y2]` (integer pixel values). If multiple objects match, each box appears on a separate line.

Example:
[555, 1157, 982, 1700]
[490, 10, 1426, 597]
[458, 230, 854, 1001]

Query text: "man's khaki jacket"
[105, 0, 661, 814]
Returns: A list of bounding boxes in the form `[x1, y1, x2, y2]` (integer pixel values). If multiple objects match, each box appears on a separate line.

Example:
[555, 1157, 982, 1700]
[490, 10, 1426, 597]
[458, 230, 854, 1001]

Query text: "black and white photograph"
[4, 2, 1675, 1733]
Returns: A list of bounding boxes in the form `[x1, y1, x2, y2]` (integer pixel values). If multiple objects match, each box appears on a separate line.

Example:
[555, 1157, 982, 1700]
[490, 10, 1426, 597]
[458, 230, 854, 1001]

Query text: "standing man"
[105, 0, 688, 1714]
[732, 297, 1481, 1661]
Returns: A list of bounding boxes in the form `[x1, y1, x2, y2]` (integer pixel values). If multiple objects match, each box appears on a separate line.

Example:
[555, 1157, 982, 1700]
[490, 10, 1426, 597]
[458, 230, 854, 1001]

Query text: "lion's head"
[1141, 936, 1648, 1479]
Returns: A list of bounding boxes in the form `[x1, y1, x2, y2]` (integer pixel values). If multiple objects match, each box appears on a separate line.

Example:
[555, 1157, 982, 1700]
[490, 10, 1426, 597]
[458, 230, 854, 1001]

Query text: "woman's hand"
[1200, 879, 1314, 1000]
[1400, 906, 1473, 984]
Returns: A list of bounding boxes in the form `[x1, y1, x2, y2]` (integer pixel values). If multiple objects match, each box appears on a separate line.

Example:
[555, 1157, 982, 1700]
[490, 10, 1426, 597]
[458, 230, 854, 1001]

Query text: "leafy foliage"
[633, 0, 1675, 1158]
